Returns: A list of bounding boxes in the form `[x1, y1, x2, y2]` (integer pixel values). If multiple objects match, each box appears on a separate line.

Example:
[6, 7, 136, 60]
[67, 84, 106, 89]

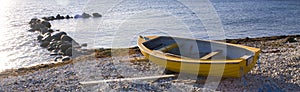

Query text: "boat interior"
[142, 36, 254, 60]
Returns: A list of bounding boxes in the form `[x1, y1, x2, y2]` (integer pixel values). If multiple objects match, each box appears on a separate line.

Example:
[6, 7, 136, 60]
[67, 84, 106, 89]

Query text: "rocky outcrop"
[28, 17, 93, 62]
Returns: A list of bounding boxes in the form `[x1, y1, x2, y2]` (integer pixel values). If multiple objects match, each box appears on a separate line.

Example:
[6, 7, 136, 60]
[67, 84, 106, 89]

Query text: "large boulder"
[64, 47, 73, 56]
[60, 41, 72, 54]
[61, 35, 73, 42]
[92, 13, 102, 17]
[47, 41, 60, 51]
[41, 21, 51, 28]
[52, 32, 67, 41]
[29, 18, 38, 24]
[41, 33, 52, 42]
[30, 23, 46, 30]
[40, 41, 50, 48]
[37, 35, 43, 42]
[40, 28, 49, 34]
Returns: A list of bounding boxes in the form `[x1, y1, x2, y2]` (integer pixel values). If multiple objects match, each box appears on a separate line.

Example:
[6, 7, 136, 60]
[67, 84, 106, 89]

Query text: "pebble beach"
[0, 0, 300, 91]
[0, 34, 299, 91]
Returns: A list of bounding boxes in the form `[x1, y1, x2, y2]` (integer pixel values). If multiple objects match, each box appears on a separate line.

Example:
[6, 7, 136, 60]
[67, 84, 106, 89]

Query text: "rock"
[29, 18, 38, 24]
[61, 35, 73, 42]
[30, 23, 46, 30]
[37, 35, 43, 42]
[48, 29, 54, 33]
[62, 56, 71, 61]
[92, 13, 102, 17]
[47, 41, 59, 51]
[28, 29, 36, 32]
[64, 47, 73, 56]
[48, 16, 55, 21]
[40, 41, 50, 48]
[41, 33, 52, 42]
[52, 32, 67, 41]
[50, 51, 59, 56]
[74, 14, 81, 19]
[54, 56, 63, 62]
[40, 28, 49, 34]
[56, 14, 65, 19]
[60, 16, 65, 19]
[41, 17, 49, 21]
[41, 21, 51, 28]
[81, 13, 91, 18]
[283, 37, 297, 43]
[81, 43, 88, 47]
[65, 15, 71, 19]
[60, 42, 72, 54]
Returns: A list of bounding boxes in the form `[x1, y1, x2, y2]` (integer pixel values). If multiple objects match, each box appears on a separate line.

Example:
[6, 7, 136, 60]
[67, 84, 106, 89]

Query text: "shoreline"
[0, 34, 299, 77]
[0, 34, 299, 91]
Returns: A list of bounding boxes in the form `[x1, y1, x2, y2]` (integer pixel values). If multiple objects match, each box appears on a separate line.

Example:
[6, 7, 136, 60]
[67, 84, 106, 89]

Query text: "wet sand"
[0, 35, 299, 91]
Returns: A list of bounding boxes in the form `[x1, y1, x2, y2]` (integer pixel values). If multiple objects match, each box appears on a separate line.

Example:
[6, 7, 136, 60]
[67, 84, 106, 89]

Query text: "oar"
[80, 74, 177, 85]
[119, 57, 148, 62]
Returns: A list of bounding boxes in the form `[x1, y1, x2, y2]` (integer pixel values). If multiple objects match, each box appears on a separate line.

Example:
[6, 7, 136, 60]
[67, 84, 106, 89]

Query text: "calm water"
[0, 0, 299, 71]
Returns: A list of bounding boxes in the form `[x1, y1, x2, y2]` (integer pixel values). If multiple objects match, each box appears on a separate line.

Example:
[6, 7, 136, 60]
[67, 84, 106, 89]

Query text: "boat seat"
[200, 50, 222, 60]
[158, 43, 178, 52]
[153, 50, 192, 59]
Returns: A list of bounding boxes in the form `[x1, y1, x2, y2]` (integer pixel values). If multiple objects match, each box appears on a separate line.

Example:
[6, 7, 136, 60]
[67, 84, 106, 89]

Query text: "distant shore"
[0, 35, 299, 91]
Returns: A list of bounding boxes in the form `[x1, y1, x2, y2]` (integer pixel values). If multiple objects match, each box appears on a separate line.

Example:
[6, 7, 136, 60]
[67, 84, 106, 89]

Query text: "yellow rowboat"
[137, 36, 260, 77]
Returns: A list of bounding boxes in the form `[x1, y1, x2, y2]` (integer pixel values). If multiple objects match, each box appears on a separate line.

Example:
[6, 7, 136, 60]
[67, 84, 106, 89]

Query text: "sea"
[0, 0, 299, 72]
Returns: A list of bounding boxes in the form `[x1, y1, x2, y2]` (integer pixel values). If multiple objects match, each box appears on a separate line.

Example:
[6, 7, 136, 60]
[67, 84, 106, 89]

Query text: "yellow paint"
[137, 36, 260, 77]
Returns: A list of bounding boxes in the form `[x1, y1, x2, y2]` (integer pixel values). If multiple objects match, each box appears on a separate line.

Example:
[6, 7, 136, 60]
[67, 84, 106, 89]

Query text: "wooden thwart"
[158, 43, 178, 52]
[80, 74, 177, 85]
[200, 50, 222, 60]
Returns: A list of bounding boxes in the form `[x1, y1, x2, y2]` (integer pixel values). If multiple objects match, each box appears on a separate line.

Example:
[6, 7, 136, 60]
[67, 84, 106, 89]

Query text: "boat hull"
[138, 36, 260, 77]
